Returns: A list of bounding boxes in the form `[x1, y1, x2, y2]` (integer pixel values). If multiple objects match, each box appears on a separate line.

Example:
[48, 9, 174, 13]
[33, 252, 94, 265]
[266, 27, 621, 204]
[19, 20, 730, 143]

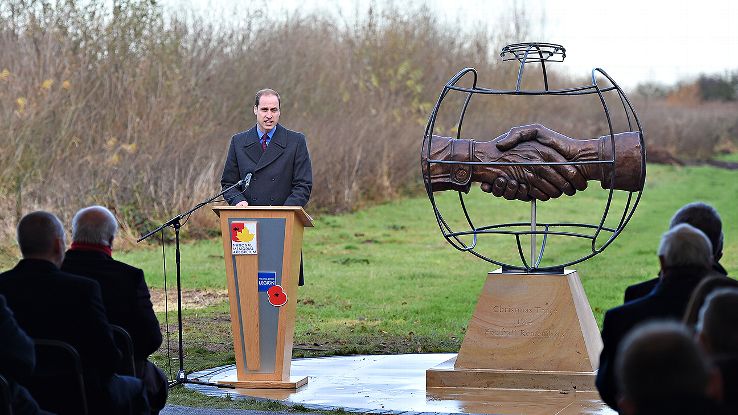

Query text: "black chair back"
[0, 374, 12, 415]
[111, 325, 136, 376]
[27, 339, 87, 415]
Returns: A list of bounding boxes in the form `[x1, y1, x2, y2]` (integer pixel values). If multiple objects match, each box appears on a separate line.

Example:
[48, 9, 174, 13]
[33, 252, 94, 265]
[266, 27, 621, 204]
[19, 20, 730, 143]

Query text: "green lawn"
[116, 164, 737, 382]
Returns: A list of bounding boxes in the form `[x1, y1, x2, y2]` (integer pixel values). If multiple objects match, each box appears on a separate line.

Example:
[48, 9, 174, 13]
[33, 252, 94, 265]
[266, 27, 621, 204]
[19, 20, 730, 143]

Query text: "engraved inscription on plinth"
[455, 271, 601, 373]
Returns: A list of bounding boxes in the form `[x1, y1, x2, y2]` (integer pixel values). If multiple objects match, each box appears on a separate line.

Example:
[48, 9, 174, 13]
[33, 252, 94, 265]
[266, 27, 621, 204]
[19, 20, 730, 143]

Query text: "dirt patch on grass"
[150, 288, 228, 312]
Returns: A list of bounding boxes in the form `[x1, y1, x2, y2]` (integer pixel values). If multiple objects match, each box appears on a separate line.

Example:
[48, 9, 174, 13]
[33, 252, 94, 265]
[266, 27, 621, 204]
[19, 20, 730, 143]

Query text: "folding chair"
[28, 339, 88, 415]
[111, 325, 136, 376]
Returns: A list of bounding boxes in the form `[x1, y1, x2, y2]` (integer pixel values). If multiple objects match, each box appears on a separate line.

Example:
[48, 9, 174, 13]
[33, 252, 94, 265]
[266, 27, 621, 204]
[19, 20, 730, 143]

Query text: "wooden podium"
[426, 270, 603, 391]
[212, 206, 313, 389]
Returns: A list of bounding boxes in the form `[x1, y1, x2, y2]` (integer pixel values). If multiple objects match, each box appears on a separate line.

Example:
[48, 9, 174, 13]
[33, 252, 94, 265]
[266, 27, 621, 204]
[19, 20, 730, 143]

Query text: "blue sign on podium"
[257, 271, 277, 292]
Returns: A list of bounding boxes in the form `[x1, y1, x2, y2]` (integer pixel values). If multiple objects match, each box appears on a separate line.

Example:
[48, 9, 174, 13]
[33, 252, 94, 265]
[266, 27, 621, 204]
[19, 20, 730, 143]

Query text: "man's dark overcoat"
[220, 124, 312, 207]
[596, 266, 716, 411]
[61, 250, 161, 361]
[0, 259, 122, 411]
[623, 262, 728, 303]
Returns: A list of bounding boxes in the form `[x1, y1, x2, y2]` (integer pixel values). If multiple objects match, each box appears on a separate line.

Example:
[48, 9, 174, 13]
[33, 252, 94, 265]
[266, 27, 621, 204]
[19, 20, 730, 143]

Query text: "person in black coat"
[61, 206, 166, 414]
[624, 202, 727, 303]
[0, 211, 148, 415]
[0, 294, 48, 415]
[596, 223, 720, 411]
[220, 88, 312, 285]
[220, 88, 312, 208]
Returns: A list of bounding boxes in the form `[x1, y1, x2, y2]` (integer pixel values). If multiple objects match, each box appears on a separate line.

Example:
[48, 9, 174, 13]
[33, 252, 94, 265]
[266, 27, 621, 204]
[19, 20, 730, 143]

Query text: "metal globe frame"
[422, 42, 647, 273]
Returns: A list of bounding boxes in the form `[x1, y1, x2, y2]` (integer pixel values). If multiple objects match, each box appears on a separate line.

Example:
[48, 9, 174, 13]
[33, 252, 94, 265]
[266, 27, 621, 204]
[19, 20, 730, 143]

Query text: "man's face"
[253, 94, 280, 132]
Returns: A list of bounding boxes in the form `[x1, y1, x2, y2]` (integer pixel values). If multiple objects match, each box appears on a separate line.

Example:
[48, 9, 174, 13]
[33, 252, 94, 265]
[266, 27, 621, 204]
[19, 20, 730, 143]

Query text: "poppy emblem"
[267, 285, 287, 307]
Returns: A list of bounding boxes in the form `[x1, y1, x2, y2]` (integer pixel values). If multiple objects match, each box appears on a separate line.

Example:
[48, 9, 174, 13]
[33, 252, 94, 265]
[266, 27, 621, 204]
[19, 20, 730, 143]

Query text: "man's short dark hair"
[616, 321, 712, 410]
[670, 202, 723, 257]
[254, 88, 280, 107]
[17, 211, 65, 257]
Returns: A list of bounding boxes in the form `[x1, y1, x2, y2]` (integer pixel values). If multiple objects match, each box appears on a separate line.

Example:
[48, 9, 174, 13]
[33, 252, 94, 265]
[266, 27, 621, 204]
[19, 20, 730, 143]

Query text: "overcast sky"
[161, 0, 738, 89]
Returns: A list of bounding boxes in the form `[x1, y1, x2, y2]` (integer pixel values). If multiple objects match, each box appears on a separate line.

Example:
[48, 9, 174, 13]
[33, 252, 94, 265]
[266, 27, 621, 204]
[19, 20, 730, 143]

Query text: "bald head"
[71, 206, 118, 246]
[17, 211, 66, 265]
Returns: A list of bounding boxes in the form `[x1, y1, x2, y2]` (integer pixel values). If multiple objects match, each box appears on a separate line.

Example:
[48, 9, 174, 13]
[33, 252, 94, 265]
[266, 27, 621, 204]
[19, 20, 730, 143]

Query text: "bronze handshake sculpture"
[422, 124, 644, 201]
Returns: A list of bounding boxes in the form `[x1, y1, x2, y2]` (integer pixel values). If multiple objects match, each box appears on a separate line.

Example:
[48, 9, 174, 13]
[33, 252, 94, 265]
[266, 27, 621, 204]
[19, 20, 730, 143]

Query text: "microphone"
[223, 173, 253, 205]
[239, 172, 253, 188]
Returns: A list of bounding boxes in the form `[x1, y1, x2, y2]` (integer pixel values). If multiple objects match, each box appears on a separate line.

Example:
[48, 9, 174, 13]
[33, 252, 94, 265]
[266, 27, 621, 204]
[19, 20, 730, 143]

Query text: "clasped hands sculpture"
[422, 124, 644, 201]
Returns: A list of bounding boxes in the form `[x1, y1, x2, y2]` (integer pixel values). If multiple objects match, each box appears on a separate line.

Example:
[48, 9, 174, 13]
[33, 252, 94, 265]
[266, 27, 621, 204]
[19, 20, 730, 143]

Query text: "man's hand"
[236, 201, 249, 207]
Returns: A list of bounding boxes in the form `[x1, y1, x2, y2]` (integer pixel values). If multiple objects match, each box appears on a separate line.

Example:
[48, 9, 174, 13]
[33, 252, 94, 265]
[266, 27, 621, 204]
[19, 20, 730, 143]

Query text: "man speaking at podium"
[221, 88, 312, 208]
[220, 88, 313, 283]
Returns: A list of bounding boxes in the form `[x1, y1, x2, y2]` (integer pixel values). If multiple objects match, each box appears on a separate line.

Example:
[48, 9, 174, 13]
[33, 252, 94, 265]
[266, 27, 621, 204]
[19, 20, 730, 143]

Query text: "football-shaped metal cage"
[422, 42, 647, 273]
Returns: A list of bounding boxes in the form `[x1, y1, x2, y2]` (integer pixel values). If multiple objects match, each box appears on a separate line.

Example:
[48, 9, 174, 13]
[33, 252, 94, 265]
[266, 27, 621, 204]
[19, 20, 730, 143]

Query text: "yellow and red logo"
[231, 221, 258, 255]
[231, 222, 255, 242]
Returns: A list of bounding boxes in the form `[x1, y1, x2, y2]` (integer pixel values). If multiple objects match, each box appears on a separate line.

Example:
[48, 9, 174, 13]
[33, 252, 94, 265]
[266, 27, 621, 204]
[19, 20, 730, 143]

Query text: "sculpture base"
[426, 270, 602, 392]
[217, 376, 308, 389]
[426, 356, 596, 391]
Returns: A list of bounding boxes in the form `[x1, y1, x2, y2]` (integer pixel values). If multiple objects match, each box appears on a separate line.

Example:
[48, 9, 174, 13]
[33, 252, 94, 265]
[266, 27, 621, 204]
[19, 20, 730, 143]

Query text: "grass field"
[2, 163, 732, 408]
[111, 163, 737, 387]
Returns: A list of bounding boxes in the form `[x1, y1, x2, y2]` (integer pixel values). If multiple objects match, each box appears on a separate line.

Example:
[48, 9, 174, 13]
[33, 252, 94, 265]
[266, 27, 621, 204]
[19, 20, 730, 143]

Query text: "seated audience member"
[683, 276, 738, 327]
[0, 211, 149, 415]
[0, 294, 49, 415]
[615, 321, 722, 415]
[624, 202, 727, 303]
[696, 288, 738, 413]
[596, 223, 719, 410]
[61, 206, 167, 413]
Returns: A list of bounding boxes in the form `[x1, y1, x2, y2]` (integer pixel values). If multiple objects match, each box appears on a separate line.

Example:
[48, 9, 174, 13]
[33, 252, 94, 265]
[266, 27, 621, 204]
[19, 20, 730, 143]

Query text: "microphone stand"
[138, 174, 251, 389]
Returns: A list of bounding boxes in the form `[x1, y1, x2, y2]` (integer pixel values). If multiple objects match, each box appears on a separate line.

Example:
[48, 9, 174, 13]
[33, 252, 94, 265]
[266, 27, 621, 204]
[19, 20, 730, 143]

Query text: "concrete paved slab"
[185, 354, 615, 415]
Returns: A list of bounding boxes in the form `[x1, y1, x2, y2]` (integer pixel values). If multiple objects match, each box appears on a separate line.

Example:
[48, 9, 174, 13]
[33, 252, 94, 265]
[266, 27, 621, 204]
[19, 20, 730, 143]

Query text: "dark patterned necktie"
[260, 134, 268, 152]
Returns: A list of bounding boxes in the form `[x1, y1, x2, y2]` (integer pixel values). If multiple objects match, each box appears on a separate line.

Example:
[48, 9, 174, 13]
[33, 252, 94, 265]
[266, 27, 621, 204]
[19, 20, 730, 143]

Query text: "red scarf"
[69, 242, 112, 257]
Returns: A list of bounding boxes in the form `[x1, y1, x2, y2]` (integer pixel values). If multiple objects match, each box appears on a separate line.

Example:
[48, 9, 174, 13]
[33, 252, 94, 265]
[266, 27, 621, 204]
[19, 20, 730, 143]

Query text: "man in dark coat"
[220, 88, 312, 285]
[596, 223, 719, 411]
[0, 294, 48, 414]
[624, 202, 727, 302]
[0, 211, 148, 415]
[61, 205, 167, 414]
[220, 88, 312, 208]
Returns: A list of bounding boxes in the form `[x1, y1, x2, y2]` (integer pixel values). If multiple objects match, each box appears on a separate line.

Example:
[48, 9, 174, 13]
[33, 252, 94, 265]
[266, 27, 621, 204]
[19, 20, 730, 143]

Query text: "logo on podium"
[231, 221, 258, 255]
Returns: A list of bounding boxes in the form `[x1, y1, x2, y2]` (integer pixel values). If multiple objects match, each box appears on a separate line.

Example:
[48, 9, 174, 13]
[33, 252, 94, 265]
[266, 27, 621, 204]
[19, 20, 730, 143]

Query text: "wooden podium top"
[212, 205, 314, 227]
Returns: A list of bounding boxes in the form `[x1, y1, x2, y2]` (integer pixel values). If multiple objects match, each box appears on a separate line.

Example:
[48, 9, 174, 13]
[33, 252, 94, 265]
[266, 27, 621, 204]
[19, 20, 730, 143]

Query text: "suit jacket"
[0, 294, 43, 414]
[221, 124, 312, 207]
[61, 249, 162, 362]
[0, 259, 120, 390]
[596, 266, 712, 410]
[624, 262, 728, 303]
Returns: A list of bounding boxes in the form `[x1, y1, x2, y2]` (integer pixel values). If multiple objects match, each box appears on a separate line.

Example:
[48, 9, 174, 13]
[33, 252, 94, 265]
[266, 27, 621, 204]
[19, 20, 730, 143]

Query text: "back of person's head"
[684, 276, 738, 327]
[697, 288, 738, 356]
[658, 223, 713, 269]
[71, 205, 118, 246]
[616, 321, 717, 414]
[17, 211, 66, 263]
[670, 202, 723, 260]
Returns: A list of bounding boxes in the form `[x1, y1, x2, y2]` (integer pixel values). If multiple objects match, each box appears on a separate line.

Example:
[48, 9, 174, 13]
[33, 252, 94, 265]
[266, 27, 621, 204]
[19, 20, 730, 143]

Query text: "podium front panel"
[227, 216, 286, 375]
